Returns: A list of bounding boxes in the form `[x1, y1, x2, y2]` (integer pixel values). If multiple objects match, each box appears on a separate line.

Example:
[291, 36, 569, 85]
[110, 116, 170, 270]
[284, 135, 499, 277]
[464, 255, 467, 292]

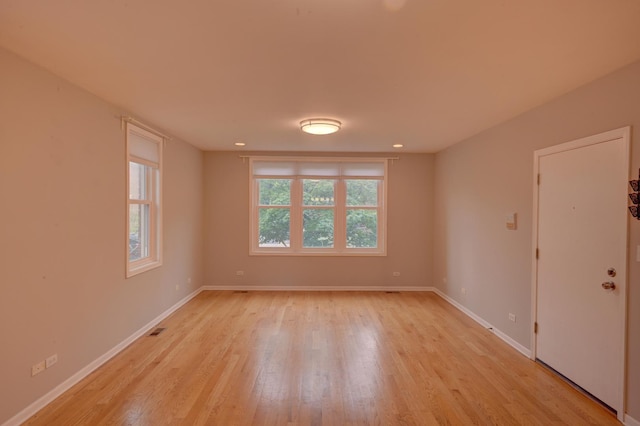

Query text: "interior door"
[534, 129, 628, 418]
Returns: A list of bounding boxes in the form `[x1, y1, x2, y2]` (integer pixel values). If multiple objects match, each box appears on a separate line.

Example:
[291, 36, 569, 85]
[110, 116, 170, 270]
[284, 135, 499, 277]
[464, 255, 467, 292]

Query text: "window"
[126, 123, 162, 276]
[250, 158, 387, 255]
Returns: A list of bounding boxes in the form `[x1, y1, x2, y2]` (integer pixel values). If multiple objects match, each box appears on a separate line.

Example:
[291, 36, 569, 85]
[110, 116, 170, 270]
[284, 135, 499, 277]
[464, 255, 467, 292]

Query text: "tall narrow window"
[346, 179, 379, 248]
[250, 158, 387, 255]
[126, 123, 162, 277]
[257, 178, 292, 248]
[302, 179, 335, 248]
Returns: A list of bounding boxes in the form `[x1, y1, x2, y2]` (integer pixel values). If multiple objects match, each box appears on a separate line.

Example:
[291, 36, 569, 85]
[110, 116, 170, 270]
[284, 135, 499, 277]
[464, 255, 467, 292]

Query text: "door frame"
[530, 126, 630, 421]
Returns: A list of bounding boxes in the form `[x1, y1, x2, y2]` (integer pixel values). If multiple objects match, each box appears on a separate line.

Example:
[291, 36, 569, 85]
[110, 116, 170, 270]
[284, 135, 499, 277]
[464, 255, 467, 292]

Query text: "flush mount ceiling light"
[300, 118, 341, 135]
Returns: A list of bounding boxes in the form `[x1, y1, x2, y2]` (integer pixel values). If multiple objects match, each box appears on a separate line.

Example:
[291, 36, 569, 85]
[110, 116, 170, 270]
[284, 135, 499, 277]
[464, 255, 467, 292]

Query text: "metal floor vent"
[149, 327, 166, 336]
[385, 291, 400, 294]
[234, 290, 249, 294]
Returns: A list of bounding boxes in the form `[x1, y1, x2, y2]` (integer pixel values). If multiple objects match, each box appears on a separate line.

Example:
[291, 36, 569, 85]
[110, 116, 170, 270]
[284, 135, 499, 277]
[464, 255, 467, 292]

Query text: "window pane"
[346, 209, 377, 248]
[346, 180, 378, 206]
[129, 162, 148, 200]
[303, 179, 335, 206]
[259, 179, 291, 206]
[259, 208, 290, 247]
[303, 209, 334, 247]
[129, 204, 150, 261]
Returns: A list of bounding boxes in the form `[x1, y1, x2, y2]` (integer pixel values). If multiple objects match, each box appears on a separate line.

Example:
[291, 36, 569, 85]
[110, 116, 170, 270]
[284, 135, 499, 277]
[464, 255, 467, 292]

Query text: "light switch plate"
[506, 213, 517, 230]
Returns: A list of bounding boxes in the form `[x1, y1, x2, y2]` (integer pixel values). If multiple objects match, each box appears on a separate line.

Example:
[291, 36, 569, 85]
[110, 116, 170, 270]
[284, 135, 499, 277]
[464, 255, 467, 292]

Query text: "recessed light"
[234, 142, 246, 147]
[393, 144, 404, 148]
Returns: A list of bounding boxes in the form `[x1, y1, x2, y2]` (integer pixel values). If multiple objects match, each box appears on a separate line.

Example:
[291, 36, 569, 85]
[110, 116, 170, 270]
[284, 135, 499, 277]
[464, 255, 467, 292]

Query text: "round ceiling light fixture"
[300, 118, 341, 135]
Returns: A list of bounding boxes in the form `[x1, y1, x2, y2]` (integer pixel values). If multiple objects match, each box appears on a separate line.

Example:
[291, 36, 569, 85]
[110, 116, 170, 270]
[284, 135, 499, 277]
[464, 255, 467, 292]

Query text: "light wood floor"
[26, 291, 618, 425]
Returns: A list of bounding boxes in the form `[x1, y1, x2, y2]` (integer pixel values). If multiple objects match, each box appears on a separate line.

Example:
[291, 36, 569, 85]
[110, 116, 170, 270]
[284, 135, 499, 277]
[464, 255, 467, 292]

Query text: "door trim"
[531, 126, 630, 421]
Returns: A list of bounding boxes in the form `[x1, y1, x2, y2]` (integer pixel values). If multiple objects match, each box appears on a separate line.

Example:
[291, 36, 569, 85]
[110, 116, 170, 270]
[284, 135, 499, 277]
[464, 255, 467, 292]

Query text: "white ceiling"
[2, 0, 640, 153]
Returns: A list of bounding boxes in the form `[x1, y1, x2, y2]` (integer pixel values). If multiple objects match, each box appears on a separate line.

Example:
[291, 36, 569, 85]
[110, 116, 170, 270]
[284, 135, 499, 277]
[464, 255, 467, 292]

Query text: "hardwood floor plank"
[24, 291, 619, 425]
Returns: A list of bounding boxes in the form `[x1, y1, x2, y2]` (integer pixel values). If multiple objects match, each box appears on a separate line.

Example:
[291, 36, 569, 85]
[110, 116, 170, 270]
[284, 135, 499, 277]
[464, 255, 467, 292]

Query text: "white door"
[533, 128, 628, 419]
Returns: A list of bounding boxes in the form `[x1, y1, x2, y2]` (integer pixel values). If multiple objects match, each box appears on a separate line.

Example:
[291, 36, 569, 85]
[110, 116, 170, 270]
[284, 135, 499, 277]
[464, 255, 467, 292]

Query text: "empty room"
[1, 0, 639, 425]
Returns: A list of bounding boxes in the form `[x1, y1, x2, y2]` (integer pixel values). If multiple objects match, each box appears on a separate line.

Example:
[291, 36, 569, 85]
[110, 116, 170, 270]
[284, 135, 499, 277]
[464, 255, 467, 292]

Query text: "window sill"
[126, 259, 162, 278]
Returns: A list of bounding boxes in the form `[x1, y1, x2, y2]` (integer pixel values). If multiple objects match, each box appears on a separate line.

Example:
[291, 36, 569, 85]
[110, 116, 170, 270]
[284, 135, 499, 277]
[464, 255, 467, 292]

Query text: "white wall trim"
[1, 287, 203, 426]
[431, 288, 532, 358]
[202, 285, 434, 292]
[625, 414, 640, 426]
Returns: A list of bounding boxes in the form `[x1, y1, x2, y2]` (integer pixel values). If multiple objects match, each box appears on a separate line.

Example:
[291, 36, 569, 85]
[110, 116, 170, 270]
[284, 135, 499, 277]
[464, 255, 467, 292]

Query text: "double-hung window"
[126, 123, 162, 277]
[250, 158, 387, 255]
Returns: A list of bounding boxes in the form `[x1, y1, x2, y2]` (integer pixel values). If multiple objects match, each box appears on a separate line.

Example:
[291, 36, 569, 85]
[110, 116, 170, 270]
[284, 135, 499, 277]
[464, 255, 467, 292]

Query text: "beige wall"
[433, 60, 640, 418]
[0, 48, 204, 424]
[204, 152, 434, 289]
[2, 40, 638, 422]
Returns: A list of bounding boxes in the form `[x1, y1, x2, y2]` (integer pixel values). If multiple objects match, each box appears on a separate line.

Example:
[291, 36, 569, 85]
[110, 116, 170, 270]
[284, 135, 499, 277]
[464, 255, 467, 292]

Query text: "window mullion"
[378, 179, 384, 250]
[148, 168, 156, 260]
[252, 179, 261, 252]
[290, 178, 302, 250]
[335, 179, 346, 250]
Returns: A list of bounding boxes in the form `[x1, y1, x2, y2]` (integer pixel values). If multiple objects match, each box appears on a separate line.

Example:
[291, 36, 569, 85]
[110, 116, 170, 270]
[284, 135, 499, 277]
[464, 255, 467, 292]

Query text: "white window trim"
[249, 157, 388, 256]
[126, 123, 163, 277]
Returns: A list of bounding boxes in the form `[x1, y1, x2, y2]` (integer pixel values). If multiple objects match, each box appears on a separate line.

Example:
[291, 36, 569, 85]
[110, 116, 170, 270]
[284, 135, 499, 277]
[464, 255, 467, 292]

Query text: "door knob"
[607, 268, 616, 277]
[601, 281, 616, 290]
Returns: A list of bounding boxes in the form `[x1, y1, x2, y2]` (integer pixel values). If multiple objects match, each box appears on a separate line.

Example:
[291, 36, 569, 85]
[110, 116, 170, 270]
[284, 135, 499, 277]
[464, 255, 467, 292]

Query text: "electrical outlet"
[392, 272, 400, 277]
[236, 270, 244, 276]
[461, 288, 466, 295]
[46, 354, 58, 368]
[187, 277, 192, 284]
[175, 284, 180, 291]
[509, 313, 516, 322]
[32, 360, 45, 376]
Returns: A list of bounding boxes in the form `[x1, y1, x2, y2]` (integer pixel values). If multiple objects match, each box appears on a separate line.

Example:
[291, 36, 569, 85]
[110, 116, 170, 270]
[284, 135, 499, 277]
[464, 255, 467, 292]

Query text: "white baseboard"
[203, 285, 435, 292]
[2, 287, 203, 426]
[626, 414, 640, 426]
[489, 327, 532, 358]
[431, 288, 532, 358]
